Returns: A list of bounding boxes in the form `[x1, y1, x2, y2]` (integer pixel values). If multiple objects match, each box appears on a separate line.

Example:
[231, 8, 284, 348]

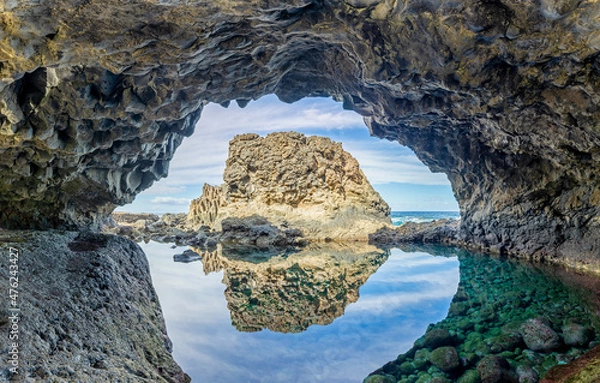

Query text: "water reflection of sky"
[142, 242, 460, 383]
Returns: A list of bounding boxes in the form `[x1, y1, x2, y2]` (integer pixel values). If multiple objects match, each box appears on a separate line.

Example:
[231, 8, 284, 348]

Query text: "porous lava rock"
[187, 132, 392, 241]
[0, 231, 188, 382]
[0, 0, 599, 266]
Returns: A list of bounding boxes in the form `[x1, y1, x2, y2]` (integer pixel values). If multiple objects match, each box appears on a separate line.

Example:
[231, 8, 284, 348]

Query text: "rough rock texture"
[0, 231, 188, 382]
[1, 0, 600, 265]
[195, 242, 389, 333]
[104, 212, 308, 249]
[369, 218, 460, 245]
[104, 212, 199, 244]
[187, 132, 392, 241]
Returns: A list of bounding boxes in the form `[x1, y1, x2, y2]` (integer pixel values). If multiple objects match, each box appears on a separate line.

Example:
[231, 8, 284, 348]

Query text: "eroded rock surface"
[0, 231, 188, 382]
[188, 132, 392, 241]
[0, 0, 599, 263]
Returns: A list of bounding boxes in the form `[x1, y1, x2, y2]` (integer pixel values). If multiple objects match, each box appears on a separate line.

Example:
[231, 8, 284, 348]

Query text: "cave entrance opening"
[119, 95, 458, 216]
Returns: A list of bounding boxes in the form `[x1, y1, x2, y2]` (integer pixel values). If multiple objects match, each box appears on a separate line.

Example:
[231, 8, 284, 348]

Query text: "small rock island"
[187, 131, 392, 242]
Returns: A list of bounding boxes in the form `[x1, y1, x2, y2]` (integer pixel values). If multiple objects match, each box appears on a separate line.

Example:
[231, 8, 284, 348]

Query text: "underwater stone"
[428, 346, 461, 372]
[423, 328, 456, 349]
[457, 369, 481, 383]
[520, 318, 561, 352]
[363, 374, 395, 383]
[562, 323, 594, 347]
[476, 355, 517, 383]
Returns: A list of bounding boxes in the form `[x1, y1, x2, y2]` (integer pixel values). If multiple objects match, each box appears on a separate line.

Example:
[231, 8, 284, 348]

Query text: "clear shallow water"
[142, 242, 460, 383]
[391, 211, 460, 226]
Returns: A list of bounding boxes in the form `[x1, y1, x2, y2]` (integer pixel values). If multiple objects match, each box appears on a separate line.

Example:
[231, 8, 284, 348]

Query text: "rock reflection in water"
[193, 243, 389, 333]
[143, 241, 459, 383]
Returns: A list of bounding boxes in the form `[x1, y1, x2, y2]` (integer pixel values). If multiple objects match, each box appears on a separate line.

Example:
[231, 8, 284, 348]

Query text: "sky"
[119, 95, 459, 214]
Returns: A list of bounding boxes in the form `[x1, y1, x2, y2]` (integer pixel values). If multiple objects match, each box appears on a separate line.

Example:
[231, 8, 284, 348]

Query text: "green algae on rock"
[366, 247, 600, 383]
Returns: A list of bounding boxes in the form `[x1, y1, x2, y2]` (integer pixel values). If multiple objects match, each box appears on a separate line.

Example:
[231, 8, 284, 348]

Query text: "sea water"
[141, 211, 600, 383]
[391, 211, 461, 226]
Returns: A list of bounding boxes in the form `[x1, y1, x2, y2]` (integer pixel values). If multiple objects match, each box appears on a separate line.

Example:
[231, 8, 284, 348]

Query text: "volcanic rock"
[0, 231, 188, 382]
[0, 0, 599, 267]
[520, 317, 562, 352]
[187, 132, 392, 241]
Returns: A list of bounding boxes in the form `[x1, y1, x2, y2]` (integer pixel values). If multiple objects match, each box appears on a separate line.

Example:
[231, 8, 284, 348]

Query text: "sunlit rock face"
[187, 132, 391, 241]
[196, 243, 389, 333]
[1, 0, 600, 263]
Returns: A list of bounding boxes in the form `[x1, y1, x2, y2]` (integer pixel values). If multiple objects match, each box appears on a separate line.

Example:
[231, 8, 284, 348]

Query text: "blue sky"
[120, 95, 459, 213]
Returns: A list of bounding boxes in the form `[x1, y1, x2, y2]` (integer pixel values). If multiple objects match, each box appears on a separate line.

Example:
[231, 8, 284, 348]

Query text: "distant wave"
[391, 211, 460, 226]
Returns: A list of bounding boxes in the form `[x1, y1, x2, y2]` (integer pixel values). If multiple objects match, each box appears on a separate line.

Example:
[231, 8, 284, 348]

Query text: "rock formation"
[187, 132, 392, 241]
[195, 242, 389, 333]
[0, 0, 600, 266]
[0, 231, 189, 382]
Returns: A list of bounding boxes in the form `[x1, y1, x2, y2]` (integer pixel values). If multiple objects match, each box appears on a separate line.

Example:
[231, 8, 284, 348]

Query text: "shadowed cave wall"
[1, 0, 600, 266]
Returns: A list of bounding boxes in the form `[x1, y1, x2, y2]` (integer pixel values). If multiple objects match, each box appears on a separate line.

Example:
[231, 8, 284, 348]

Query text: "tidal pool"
[142, 242, 600, 383]
[142, 242, 460, 382]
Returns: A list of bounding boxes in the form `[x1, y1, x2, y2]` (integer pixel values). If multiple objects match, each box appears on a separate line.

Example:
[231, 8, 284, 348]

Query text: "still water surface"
[143, 241, 600, 383]
[142, 242, 460, 382]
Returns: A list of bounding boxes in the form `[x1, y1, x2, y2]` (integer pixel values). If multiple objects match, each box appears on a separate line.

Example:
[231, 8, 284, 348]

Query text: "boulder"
[477, 355, 518, 383]
[429, 346, 461, 372]
[562, 323, 594, 347]
[520, 318, 561, 352]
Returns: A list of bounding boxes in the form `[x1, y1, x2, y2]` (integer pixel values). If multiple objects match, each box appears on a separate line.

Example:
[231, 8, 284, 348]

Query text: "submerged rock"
[520, 318, 562, 352]
[476, 355, 517, 383]
[187, 132, 391, 241]
[368, 246, 600, 383]
[173, 249, 202, 263]
[429, 346, 461, 372]
[562, 323, 594, 347]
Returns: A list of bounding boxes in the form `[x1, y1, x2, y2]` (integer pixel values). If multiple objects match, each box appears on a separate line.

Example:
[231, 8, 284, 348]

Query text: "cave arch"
[1, 0, 599, 265]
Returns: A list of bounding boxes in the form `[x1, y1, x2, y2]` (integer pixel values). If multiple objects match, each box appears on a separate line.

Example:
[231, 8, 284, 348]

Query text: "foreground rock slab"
[0, 231, 188, 382]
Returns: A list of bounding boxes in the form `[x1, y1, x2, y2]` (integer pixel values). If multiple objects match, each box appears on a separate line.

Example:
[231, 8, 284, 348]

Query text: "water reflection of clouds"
[142, 242, 460, 383]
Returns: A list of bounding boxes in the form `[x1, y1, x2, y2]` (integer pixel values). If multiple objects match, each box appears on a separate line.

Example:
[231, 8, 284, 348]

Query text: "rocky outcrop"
[0, 231, 188, 382]
[104, 212, 200, 244]
[0, 0, 600, 266]
[195, 242, 389, 333]
[369, 219, 461, 246]
[104, 212, 307, 249]
[187, 132, 391, 241]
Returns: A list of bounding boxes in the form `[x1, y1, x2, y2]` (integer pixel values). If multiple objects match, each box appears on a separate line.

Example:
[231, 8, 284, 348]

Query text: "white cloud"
[146, 184, 187, 195]
[150, 196, 191, 205]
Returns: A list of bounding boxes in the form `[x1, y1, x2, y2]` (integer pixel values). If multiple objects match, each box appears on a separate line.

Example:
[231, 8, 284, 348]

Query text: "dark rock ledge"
[104, 212, 307, 251]
[0, 230, 189, 383]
